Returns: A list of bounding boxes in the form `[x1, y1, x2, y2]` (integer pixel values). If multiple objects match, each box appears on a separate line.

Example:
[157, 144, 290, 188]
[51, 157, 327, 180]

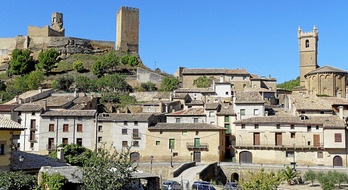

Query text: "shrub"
[37, 172, 68, 190]
[141, 81, 156, 91]
[0, 171, 37, 189]
[54, 75, 74, 91]
[304, 170, 316, 186]
[73, 60, 85, 72]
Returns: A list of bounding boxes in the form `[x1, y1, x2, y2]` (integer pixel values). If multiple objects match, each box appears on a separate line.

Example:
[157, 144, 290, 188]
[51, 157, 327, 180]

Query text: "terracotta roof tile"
[235, 91, 264, 104]
[205, 103, 220, 110]
[305, 65, 347, 76]
[149, 123, 226, 131]
[98, 113, 154, 121]
[289, 94, 332, 111]
[167, 108, 205, 116]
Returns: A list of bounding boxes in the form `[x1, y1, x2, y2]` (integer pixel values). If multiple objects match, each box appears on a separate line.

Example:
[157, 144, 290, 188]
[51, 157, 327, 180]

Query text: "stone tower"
[51, 12, 64, 33]
[116, 6, 139, 54]
[298, 26, 319, 86]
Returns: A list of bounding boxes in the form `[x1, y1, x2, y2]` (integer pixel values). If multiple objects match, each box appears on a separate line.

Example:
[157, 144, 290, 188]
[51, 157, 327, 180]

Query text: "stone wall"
[137, 67, 164, 84]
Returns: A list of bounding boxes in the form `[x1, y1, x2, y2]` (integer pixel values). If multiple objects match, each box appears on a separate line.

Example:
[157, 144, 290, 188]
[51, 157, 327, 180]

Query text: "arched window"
[306, 40, 309, 48]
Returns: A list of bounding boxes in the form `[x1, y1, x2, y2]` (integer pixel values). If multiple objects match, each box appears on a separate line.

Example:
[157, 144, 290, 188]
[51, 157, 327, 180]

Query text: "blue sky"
[1, 1, 348, 83]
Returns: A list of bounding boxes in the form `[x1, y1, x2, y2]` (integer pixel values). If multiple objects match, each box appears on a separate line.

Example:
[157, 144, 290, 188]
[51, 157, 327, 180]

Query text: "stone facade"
[137, 67, 164, 84]
[116, 6, 139, 54]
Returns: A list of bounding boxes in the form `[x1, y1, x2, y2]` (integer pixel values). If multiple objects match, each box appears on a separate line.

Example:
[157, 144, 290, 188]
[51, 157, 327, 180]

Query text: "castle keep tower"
[51, 12, 64, 34]
[116, 7, 139, 54]
[298, 26, 319, 86]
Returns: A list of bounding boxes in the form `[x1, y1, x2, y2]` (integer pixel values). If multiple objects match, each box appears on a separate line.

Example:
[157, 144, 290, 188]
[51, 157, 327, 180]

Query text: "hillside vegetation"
[277, 76, 300, 91]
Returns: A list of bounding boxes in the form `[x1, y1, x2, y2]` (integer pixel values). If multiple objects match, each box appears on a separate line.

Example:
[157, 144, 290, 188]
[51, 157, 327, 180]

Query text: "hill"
[277, 76, 300, 91]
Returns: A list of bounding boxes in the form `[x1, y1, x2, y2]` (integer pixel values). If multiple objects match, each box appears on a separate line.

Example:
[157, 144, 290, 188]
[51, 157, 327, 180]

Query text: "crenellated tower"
[116, 6, 139, 54]
[298, 26, 319, 86]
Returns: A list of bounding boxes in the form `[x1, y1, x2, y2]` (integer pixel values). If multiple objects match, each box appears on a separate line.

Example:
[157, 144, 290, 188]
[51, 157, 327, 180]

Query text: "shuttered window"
[335, 133, 342, 142]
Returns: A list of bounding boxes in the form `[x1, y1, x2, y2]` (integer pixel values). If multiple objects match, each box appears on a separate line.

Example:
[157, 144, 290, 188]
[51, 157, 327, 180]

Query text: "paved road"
[173, 164, 207, 190]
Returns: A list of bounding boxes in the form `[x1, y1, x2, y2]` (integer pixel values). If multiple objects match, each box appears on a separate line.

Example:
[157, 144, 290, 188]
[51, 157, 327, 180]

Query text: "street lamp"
[150, 155, 154, 173]
[19, 155, 24, 169]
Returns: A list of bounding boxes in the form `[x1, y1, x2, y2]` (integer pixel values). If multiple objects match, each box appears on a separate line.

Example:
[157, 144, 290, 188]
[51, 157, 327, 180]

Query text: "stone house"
[143, 123, 226, 163]
[234, 115, 347, 166]
[234, 91, 265, 120]
[39, 110, 97, 154]
[132, 100, 182, 114]
[0, 115, 25, 171]
[166, 108, 206, 124]
[0, 104, 19, 121]
[205, 103, 221, 125]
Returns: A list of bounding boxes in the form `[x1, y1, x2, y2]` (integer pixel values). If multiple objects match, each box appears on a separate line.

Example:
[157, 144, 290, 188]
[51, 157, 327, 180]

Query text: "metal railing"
[234, 141, 323, 149]
[186, 142, 209, 150]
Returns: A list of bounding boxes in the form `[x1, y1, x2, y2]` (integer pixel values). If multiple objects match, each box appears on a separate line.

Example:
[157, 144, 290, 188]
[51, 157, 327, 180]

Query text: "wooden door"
[194, 151, 201, 162]
[239, 151, 252, 163]
[194, 138, 200, 148]
[48, 138, 54, 149]
[31, 119, 36, 129]
[313, 134, 320, 147]
[253, 133, 260, 145]
[333, 156, 343, 166]
[275, 133, 282, 146]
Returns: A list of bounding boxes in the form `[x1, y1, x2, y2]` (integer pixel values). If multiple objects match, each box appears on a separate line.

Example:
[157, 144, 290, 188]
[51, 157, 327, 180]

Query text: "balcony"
[132, 135, 141, 140]
[186, 142, 209, 151]
[46, 144, 55, 151]
[234, 141, 324, 150]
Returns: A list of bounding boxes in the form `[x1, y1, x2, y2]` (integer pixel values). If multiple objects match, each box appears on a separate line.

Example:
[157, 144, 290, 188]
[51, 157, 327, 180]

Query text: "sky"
[1, 1, 348, 83]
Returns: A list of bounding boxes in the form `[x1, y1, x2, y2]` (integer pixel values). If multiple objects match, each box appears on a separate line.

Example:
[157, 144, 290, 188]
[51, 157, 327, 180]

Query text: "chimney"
[169, 93, 173, 101]
[43, 100, 47, 111]
[339, 106, 344, 120]
[74, 89, 78, 97]
[19, 98, 23, 104]
[220, 75, 223, 82]
[38, 87, 42, 93]
[14, 96, 19, 103]
[57, 147, 64, 162]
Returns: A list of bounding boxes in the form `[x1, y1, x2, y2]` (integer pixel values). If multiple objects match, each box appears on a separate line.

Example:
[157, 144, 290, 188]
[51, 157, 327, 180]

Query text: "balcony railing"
[186, 142, 209, 150]
[234, 141, 323, 150]
[46, 144, 55, 151]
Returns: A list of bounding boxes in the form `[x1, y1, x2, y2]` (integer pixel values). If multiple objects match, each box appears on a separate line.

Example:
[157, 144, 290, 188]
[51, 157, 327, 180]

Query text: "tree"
[277, 76, 300, 91]
[281, 166, 299, 185]
[304, 170, 316, 186]
[160, 77, 180, 92]
[332, 170, 347, 188]
[9, 49, 35, 76]
[73, 60, 85, 73]
[0, 171, 37, 190]
[52, 75, 74, 91]
[27, 71, 44, 90]
[121, 54, 129, 65]
[49, 143, 93, 167]
[36, 48, 59, 75]
[92, 60, 105, 78]
[37, 172, 68, 190]
[80, 145, 137, 190]
[238, 168, 283, 189]
[317, 172, 336, 190]
[103, 51, 119, 70]
[193, 75, 214, 88]
[141, 81, 156, 91]
[75, 75, 92, 92]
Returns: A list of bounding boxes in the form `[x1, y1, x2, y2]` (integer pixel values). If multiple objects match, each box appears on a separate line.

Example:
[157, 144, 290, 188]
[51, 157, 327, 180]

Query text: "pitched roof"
[31, 95, 76, 108]
[0, 104, 18, 112]
[5, 88, 53, 104]
[14, 104, 43, 112]
[320, 97, 348, 106]
[41, 110, 96, 117]
[167, 108, 205, 116]
[175, 88, 215, 93]
[39, 166, 82, 183]
[98, 113, 154, 121]
[289, 94, 332, 111]
[305, 65, 347, 76]
[149, 123, 226, 131]
[234, 116, 345, 128]
[182, 68, 249, 75]
[217, 105, 236, 116]
[235, 91, 265, 104]
[135, 100, 180, 106]
[0, 115, 25, 130]
[186, 100, 204, 105]
[205, 103, 220, 110]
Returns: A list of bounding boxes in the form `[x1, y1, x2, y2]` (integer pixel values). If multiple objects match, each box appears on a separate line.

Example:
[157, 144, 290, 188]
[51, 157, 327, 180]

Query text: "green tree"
[73, 60, 85, 73]
[0, 171, 37, 190]
[9, 49, 35, 76]
[75, 75, 92, 92]
[37, 172, 68, 190]
[193, 75, 214, 88]
[238, 168, 283, 189]
[121, 54, 129, 65]
[103, 51, 119, 70]
[100, 92, 120, 103]
[128, 56, 139, 66]
[304, 170, 316, 186]
[277, 76, 300, 91]
[141, 81, 156, 91]
[36, 48, 60, 75]
[49, 143, 93, 167]
[53, 75, 74, 92]
[332, 170, 347, 187]
[81, 145, 137, 190]
[317, 172, 336, 190]
[92, 60, 105, 78]
[281, 166, 299, 185]
[27, 71, 44, 90]
[160, 77, 180, 92]
[6, 75, 30, 96]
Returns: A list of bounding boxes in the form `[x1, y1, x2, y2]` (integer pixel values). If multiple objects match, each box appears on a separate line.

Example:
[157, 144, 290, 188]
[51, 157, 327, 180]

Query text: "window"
[63, 124, 69, 132]
[194, 118, 198, 123]
[156, 141, 160, 145]
[231, 76, 234, 81]
[308, 141, 311, 146]
[98, 137, 102, 143]
[176, 118, 181, 123]
[225, 116, 230, 122]
[305, 39, 309, 48]
[134, 121, 138, 126]
[254, 124, 259, 129]
[77, 124, 83, 132]
[320, 111, 324, 114]
[133, 141, 139, 147]
[30, 143, 34, 148]
[209, 111, 215, 117]
[240, 109, 245, 116]
[225, 124, 230, 134]
[231, 84, 235, 89]
[286, 151, 294, 157]
[243, 84, 246, 88]
[316, 125, 319, 130]
[317, 152, 323, 158]
[77, 138, 82, 146]
[30, 131, 35, 141]
[0, 144, 5, 155]
[307, 126, 311, 132]
[32, 112, 35, 116]
[335, 133, 342, 142]
[241, 124, 245, 129]
[301, 111, 305, 114]
[18, 112, 21, 116]
[182, 131, 187, 136]
[169, 139, 175, 149]
[276, 124, 280, 129]
[50, 117, 54, 121]
[62, 138, 68, 145]
[225, 91, 229, 95]
[291, 125, 295, 129]
[30, 119, 36, 129]
[254, 109, 259, 116]
[98, 125, 103, 132]
[196, 131, 199, 135]
[49, 124, 54, 132]
[133, 129, 139, 138]
[78, 117, 82, 121]
[122, 141, 128, 147]
[124, 121, 128, 126]
[122, 129, 127, 135]
[291, 133, 296, 138]
[160, 131, 163, 134]
[173, 152, 179, 157]
[243, 76, 246, 80]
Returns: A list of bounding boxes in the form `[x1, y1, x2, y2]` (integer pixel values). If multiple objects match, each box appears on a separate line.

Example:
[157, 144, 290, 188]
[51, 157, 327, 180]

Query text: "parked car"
[224, 182, 240, 190]
[192, 181, 216, 190]
[162, 180, 182, 190]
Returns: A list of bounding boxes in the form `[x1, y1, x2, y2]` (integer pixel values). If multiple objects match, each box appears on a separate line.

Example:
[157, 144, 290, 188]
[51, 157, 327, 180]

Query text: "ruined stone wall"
[137, 67, 164, 84]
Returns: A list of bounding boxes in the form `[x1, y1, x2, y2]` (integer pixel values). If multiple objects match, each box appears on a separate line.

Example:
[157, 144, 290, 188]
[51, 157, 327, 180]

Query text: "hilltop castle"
[295, 26, 348, 98]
